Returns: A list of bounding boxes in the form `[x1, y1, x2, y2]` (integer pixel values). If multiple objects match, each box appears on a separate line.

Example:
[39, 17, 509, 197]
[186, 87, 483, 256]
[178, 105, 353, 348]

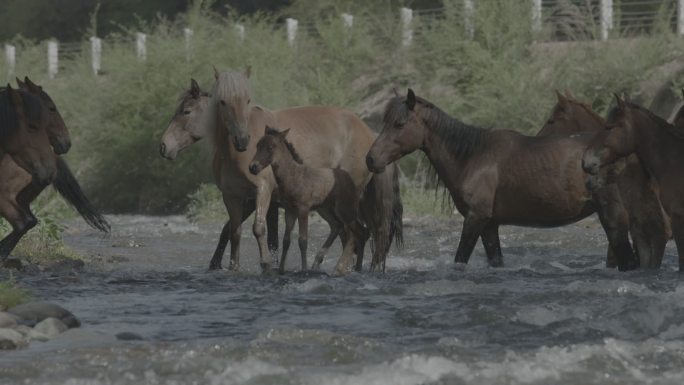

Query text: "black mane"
[265, 126, 303, 164]
[0, 89, 42, 140]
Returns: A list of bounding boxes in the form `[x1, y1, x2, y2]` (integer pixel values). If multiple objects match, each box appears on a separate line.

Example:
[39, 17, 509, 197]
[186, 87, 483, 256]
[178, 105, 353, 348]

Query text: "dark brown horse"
[0, 84, 56, 185]
[583, 95, 684, 271]
[538, 91, 669, 269]
[0, 80, 109, 265]
[249, 126, 364, 275]
[366, 89, 639, 270]
[160, 71, 402, 273]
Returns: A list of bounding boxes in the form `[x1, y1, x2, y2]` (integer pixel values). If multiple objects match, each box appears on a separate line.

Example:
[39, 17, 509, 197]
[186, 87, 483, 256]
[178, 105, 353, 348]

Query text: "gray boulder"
[28, 317, 68, 341]
[8, 302, 80, 328]
[0, 312, 19, 328]
[0, 328, 25, 347]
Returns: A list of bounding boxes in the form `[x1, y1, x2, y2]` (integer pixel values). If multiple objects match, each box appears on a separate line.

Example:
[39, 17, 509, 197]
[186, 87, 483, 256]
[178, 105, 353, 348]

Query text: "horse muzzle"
[248, 162, 262, 175]
[159, 142, 177, 160]
[233, 133, 250, 152]
[52, 138, 71, 155]
[365, 154, 385, 173]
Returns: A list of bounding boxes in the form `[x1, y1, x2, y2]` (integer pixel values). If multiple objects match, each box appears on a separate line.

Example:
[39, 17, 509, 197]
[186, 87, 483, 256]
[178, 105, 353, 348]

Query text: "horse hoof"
[228, 262, 239, 271]
[1, 257, 22, 270]
[488, 258, 503, 268]
[260, 263, 274, 275]
[208, 263, 222, 270]
[454, 262, 467, 271]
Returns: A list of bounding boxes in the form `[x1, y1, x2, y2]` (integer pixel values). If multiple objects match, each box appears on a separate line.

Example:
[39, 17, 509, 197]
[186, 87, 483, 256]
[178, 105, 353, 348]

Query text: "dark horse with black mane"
[366, 89, 639, 270]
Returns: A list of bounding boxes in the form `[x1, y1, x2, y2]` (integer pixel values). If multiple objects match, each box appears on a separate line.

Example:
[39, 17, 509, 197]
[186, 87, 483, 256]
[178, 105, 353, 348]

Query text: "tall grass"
[0, 0, 682, 217]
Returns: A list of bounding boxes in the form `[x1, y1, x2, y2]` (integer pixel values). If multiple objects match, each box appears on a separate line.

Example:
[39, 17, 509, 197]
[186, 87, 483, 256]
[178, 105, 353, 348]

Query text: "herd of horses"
[1, 68, 684, 274]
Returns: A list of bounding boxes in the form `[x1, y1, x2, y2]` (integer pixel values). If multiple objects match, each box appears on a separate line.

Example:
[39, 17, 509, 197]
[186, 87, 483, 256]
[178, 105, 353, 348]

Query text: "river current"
[1, 214, 683, 385]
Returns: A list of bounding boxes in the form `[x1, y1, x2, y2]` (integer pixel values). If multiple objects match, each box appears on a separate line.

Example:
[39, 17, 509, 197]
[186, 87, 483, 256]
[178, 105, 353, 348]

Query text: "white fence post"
[183, 28, 193, 60]
[678, 0, 684, 35]
[400, 7, 413, 47]
[286, 18, 298, 47]
[532, 0, 542, 32]
[47, 41, 58, 79]
[464, 0, 475, 38]
[235, 23, 245, 42]
[341, 13, 354, 28]
[90, 36, 101, 75]
[4, 44, 15, 77]
[600, 0, 613, 41]
[136, 32, 146, 61]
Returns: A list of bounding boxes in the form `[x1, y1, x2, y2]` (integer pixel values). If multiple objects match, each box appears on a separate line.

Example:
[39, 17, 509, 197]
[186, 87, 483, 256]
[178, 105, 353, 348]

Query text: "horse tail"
[361, 163, 404, 272]
[52, 157, 110, 233]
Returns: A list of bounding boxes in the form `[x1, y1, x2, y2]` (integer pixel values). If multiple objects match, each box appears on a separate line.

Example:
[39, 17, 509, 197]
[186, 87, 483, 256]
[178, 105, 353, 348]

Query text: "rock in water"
[0, 312, 19, 328]
[30, 317, 68, 340]
[115, 332, 144, 341]
[0, 328, 25, 347]
[8, 302, 80, 328]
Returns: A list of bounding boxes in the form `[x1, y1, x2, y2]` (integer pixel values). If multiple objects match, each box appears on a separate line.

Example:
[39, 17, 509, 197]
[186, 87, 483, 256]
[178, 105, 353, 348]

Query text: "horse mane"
[266, 126, 303, 164]
[569, 98, 605, 124]
[202, 70, 250, 149]
[621, 101, 684, 140]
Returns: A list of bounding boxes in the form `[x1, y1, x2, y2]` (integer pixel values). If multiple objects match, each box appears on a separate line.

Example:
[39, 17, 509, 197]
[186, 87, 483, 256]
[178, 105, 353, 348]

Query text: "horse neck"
[270, 146, 306, 191]
[573, 103, 604, 131]
[632, 111, 671, 181]
[419, 106, 486, 185]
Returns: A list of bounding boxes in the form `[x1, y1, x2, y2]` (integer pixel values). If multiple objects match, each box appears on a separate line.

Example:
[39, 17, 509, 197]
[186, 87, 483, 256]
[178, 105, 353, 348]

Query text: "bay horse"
[583, 95, 684, 271]
[0, 79, 110, 264]
[0, 84, 56, 185]
[538, 91, 668, 269]
[160, 71, 402, 273]
[366, 89, 639, 271]
[249, 126, 364, 275]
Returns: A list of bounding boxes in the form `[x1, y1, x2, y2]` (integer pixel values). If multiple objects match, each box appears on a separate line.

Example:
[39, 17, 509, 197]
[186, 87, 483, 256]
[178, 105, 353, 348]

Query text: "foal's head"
[249, 126, 300, 175]
[0, 84, 56, 184]
[539, 90, 604, 135]
[160, 78, 210, 160]
[17, 76, 70, 154]
[583, 94, 638, 175]
[366, 89, 426, 173]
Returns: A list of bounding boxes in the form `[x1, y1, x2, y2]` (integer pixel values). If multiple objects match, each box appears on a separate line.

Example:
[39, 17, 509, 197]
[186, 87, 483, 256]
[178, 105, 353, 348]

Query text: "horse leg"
[279, 209, 296, 274]
[253, 184, 275, 274]
[296, 209, 309, 271]
[480, 222, 503, 267]
[209, 199, 255, 270]
[311, 208, 341, 271]
[670, 212, 684, 272]
[356, 223, 371, 272]
[593, 184, 638, 271]
[267, 203, 279, 265]
[334, 224, 357, 276]
[454, 214, 489, 267]
[0, 203, 37, 265]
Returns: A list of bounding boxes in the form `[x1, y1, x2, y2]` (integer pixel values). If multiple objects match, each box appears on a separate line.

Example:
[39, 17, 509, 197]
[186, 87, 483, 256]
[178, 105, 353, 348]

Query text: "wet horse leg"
[279, 209, 296, 274]
[311, 209, 342, 271]
[267, 204, 279, 264]
[355, 224, 370, 272]
[333, 224, 358, 276]
[253, 184, 275, 273]
[209, 199, 255, 270]
[0, 180, 46, 264]
[593, 184, 638, 271]
[480, 222, 503, 267]
[296, 208, 310, 271]
[454, 214, 489, 267]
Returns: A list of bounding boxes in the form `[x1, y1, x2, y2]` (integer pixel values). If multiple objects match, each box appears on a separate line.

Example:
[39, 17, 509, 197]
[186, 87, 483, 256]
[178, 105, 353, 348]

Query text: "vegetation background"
[0, 0, 682, 220]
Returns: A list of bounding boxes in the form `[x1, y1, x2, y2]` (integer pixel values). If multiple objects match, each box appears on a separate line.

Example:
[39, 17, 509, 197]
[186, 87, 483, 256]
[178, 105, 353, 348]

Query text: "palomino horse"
[366, 89, 639, 270]
[0, 79, 110, 264]
[160, 72, 402, 273]
[0, 84, 56, 185]
[250, 127, 365, 275]
[583, 95, 684, 271]
[538, 91, 669, 269]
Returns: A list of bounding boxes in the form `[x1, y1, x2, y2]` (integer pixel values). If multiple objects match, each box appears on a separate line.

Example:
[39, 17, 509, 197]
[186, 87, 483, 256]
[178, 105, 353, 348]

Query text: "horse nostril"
[249, 164, 258, 175]
[365, 154, 374, 170]
[159, 143, 166, 157]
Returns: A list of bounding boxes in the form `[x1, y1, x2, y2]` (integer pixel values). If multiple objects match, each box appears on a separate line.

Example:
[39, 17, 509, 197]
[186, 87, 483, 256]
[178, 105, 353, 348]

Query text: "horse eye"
[49, 107, 56, 112]
[220, 100, 226, 106]
[183, 110, 191, 115]
[247, 98, 251, 104]
[547, 119, 555, 125]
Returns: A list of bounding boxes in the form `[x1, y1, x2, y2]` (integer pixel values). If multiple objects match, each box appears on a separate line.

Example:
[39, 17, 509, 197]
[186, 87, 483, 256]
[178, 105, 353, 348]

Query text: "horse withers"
[249, 126, 364, 275]
[366, 89, 639, 271]
[583, 95, 684, 271]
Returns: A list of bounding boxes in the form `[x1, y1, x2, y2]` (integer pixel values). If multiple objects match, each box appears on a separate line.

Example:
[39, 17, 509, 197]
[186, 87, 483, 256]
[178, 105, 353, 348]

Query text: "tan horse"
[538, 91, 669, 269]
[160, 71, 402, 273]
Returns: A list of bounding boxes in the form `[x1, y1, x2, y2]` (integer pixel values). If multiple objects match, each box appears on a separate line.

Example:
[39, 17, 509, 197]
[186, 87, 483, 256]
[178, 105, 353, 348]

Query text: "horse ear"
[244, 65, 251, 78]
[25, 76, 38, 89]
[16, 77, 25, 88]
[681, 88, 684, 99]
[213, 65, 219, 80]
[406, 88, 416, 111]
[614, 93, 625, 109]
[392, 87, 399, 97]
[6, 84, 22, 108]
[281, 128, 291, 138]
[190, 78, 200, 97]
[564, 89, 575, 100]
[555, 90, 569, 108]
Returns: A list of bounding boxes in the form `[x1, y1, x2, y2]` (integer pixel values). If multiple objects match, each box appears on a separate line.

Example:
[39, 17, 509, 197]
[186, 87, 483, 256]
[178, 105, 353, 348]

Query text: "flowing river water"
[1, 214, 684, 385]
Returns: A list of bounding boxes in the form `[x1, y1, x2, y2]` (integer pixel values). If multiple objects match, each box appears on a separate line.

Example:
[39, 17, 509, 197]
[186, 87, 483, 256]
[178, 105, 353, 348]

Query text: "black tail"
[360, 163, 404, 272]
[52, 157, 110, 233]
